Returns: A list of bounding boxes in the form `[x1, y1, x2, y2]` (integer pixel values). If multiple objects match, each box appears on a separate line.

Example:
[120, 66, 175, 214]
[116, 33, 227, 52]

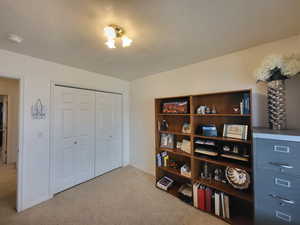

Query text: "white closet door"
[54, 86, 95, 193]
[95, 92, 122, 176]
[54, 87, 77, 193]
[110, 94, 122, 170]
[73, 89, 95, 185]
[95, 92, 112, 176]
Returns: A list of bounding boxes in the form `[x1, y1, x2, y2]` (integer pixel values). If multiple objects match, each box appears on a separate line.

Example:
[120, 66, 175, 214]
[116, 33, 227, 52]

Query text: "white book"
[224, 195, 230, 219]
[193, 183, 199, 208]
[214, 192, 220, 216]
[221, 193, 225, 218]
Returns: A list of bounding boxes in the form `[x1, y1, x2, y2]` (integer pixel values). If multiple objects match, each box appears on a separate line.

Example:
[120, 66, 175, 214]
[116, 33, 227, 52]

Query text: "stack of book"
[240, 93, 250, 115]
[156, 176, 174, 191]
[156, 152, 169, 167]
[193, 183, 230, 219]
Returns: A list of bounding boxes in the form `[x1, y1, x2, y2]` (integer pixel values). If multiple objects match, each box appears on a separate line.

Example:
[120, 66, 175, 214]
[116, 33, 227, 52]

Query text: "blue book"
[243, 94, 250, 114]
[156, 153, 162, 167]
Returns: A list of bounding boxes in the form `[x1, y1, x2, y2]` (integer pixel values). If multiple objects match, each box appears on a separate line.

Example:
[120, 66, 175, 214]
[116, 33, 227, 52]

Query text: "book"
[198, 186, 206, 211]
[156, 176, 174, 191]
[193, 183, 199, 208]
[214, 192, 220, 216]
[205, 187, 212, 212]
[156, 153, 162, 167]
[221, 192, 226, 218]
[224, 194, 230, 219]
[161, 151, 168, 167]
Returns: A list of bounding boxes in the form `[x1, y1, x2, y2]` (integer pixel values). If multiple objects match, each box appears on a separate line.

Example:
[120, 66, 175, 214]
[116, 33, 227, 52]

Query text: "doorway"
[0, 95, 8, 165]
[0, 77, 20, 213]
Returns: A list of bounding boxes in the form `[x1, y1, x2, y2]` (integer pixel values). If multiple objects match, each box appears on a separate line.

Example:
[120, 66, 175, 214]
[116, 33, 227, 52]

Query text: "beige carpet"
[0, 165, 226, 225]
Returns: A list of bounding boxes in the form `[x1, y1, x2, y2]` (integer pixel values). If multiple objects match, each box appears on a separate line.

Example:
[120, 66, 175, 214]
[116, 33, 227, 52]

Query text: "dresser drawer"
[255, 198, 300, 225]
[255, 169, 300, 204]
[254, 138, 300, 177]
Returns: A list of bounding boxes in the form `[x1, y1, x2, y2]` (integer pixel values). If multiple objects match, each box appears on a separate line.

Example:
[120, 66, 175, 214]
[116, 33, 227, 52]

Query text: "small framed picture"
[160, 134, 175, 149]
[182, 122, 191, 133]
[223, 124, 248, 140]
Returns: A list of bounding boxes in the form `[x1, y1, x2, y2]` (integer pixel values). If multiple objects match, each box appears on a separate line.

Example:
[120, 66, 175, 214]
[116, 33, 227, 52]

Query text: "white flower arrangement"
[255, 53, 300, 82]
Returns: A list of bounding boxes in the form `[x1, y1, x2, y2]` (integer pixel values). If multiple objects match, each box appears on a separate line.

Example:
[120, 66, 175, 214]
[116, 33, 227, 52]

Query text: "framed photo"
[223, 124, 248, 140]
[160, 134, 175, 149]
[162, 101, 188, 114]
[182, 122, 191, 133]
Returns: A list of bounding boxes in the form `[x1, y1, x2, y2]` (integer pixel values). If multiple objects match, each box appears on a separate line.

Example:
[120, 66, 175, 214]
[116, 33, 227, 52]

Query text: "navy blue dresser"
[253, 128, 300, 225]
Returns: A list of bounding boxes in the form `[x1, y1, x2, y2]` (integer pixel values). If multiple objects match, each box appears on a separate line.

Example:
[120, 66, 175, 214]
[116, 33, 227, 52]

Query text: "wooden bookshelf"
[155, 89, 253, 225]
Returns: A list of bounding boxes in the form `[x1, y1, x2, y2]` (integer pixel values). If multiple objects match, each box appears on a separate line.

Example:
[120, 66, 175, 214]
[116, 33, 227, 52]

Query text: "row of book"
[240, 93, 250, 115]
[193, 183, 230, 219]
[156, 152, 168, 167]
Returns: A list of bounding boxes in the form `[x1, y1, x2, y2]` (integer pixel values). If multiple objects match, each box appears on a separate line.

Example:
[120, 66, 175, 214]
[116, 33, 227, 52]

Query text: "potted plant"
[255, 54, 300, 130]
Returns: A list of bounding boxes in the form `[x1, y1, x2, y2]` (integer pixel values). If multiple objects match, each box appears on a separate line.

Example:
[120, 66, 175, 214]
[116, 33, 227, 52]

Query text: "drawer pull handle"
[274, 145, 290, 153]
[269, 162, 293, 169]
[269, 194, 295, 205]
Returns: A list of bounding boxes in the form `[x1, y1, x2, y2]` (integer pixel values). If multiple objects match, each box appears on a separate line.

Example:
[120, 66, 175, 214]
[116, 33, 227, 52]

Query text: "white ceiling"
[0, 0, 300, 81]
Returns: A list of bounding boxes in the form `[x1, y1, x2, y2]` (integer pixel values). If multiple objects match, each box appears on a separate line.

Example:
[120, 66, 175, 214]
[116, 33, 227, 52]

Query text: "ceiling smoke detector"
[8, 34, 23, 44]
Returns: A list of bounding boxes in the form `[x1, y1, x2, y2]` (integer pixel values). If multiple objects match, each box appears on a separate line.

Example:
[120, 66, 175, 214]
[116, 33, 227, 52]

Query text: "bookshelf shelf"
[193, 135, 252, 144]
[191, 114, 251, 117]
[159, 131, 191, 137]
[158, 166, 192, 179]
[159, 148, 192, 158]
[193, 177, 253, 203]
[155, 89, 253, 225]
[159, 113, 191, 116]
[192, 155, 251, 172]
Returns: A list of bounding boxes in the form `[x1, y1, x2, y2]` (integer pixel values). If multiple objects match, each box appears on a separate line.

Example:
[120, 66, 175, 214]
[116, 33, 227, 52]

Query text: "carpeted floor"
[0, 165, 226, 225]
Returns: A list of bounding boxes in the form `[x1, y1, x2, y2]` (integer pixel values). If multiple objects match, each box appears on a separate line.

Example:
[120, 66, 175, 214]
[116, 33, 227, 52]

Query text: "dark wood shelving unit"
[155, 89, 253, 225]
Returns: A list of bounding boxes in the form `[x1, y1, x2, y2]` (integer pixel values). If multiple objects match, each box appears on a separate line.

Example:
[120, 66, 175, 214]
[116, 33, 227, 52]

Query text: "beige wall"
[0, 77, 19, 163]
[130, 35, 300, 175]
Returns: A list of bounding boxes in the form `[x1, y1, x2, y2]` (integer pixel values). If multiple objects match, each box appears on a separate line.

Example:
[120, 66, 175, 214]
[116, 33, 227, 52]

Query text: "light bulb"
[122, 36, 132, 47]
[105, 39, 116, 49]
[104, 26, 116, 39]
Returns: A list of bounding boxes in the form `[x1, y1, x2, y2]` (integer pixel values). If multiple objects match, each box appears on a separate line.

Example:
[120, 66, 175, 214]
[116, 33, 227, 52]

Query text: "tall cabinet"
[53, 85, 122, 193]
[253, 128, 300, 225]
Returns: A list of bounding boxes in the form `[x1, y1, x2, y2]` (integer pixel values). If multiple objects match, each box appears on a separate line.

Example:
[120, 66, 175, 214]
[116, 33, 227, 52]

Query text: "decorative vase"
[267, 80, 287, 130]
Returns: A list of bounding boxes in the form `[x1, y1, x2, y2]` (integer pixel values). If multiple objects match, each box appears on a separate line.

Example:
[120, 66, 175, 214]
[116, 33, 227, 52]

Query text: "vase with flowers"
[255, 54, 300, 130]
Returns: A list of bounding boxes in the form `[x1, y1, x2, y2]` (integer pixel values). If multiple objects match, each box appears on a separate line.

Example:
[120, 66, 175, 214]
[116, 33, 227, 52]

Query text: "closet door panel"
[95, 92, 112, 176]
[110, 94, 122, 170]
[54, 87, 77, 193]
[74, 90, 95, 184]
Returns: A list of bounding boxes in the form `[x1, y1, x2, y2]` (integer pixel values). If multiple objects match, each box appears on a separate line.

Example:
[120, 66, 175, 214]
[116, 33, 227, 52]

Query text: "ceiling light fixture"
[104, 25, 132, 49]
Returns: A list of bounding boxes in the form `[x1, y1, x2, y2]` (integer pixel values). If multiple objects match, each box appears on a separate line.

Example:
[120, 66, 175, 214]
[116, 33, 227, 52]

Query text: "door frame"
[0, 73, 24, 212]
[49, 81, 124, 196]
[0, 95, 8, 164]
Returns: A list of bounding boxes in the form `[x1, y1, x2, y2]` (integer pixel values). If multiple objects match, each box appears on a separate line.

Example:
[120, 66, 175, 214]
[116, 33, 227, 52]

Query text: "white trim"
[0, 73, 24, 212]
[49, 81, 125, 196]
[253, 133, 300, 142]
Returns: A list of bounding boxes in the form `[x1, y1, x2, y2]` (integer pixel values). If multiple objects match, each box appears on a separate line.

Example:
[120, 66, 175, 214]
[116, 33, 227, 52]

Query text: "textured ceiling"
[0, 0, 300, 81]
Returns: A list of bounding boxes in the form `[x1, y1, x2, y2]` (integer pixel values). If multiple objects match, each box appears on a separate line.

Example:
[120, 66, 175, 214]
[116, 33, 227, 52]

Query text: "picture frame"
[162, 101, 188, 114]
[160, 134, 175, 149]
[223, 124, 248, 140]
[182, 122, 191, 133]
